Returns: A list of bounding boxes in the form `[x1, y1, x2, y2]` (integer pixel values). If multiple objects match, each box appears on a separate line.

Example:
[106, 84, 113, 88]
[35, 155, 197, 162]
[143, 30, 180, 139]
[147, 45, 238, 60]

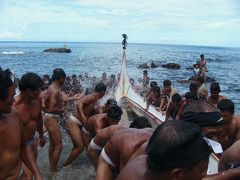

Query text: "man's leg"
[63, 119, 85, 166]
[44, 116, 63, 174]
[87, 145, 101, 170]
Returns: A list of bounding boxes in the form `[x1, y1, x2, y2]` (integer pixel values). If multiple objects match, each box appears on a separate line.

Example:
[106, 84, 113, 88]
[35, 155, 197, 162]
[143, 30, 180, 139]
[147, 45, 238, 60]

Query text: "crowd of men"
[1, 62, 240, 180]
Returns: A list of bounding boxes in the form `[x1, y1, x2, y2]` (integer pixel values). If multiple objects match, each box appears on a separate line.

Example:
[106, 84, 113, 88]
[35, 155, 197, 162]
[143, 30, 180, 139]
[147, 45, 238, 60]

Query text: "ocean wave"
[1, 51, 25, 55]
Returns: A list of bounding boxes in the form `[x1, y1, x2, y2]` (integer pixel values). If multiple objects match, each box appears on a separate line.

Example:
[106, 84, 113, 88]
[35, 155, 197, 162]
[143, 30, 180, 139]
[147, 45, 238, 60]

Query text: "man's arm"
[36, 105, 45, 147]
[204, 167, 240, 180]
[77, 95, 96, 124]
[146, 96, 152, 110]
[61, 91, 79, 102]
[165, 102, 173, 121]
[20, 125, 42, 180]
[218, 140, 240, 171]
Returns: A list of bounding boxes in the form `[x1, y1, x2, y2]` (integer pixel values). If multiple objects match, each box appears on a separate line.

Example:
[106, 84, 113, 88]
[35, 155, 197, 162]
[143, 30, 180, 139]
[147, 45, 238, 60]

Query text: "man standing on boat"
[141, 70, 150, 96]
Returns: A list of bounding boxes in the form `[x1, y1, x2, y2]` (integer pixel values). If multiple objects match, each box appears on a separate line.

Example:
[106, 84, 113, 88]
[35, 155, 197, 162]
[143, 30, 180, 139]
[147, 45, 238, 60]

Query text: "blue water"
[0, 41, 240, 113]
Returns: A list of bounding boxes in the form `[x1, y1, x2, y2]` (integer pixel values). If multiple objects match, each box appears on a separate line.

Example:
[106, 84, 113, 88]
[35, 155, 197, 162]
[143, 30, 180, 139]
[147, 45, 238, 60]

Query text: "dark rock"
[162, 63, 180, 70]
[138, 63, 150, 69]
[43, 48, 72, 53]
[150, 62, 158, 68]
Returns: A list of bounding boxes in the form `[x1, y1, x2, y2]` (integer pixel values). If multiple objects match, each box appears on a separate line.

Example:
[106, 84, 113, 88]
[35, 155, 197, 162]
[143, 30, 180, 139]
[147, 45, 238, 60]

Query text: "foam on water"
[1, 51, 25, 55]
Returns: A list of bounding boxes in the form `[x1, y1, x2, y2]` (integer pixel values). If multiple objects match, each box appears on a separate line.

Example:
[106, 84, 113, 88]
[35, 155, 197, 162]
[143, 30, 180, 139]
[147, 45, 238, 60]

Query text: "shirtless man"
[159, 79, 177, 112]
[197, 54, 207, 79]
[141, 70, 150, 96]
[144, 81, 157, 101]
[146, 85, 161, 110]
[217, 99, 240, 149]
[165, 93, 184, 121]
[82, 105, 122, 147]
[117, 120, 211, 180]
[43, 68, 74, 174]
[87, 117, 151, 169]
[13, 73, 45, 179]
[64, 82, 106, 166]
[95, 98, 117, 114]
[96, 127, 154, 180]
[208, 82, 227, 106]
[196, 76, 208, 98]
[0, 69, 41, 179]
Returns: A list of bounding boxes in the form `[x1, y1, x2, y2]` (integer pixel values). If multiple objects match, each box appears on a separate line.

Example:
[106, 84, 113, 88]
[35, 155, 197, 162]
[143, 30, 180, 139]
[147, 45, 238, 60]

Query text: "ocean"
[0, 41, 239, 113]
[1, 41, 240, 179]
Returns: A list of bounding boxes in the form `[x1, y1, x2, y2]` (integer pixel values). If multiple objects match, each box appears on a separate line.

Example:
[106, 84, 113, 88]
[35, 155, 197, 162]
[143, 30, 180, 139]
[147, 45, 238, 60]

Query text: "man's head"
[185, 92, 195, 103]
[217, 99, 234, 122]
[200, 54, 204, 60]
[106, 105, 123, 125]
[210, 82, 221, 100]
[129, 116, 152, 129]
[181, 100, 225, 142]
[0, 69, 15, 114]
[172, 93, 182, 106]
[152, 85, 161, 96]
[104, 98, 117, 112]
[146, 120, 211, 180]
[19, 73, 42, 99]
[102, 72, 107, 80]
[189, 82, 198, 93]
[163, 80, 172, 93]
[52, 68, 66, 86]
[94, 82, 107, 98]
[143, 70, 148, 76]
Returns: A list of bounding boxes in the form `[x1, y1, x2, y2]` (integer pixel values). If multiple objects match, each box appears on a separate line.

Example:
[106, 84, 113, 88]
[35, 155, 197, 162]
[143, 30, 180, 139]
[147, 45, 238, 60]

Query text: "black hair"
[107, 105, 123, 121]
[143, 70, 148, 74]
[85, 87, 93, 95]
[217, 99, 235, 114]
[129, 116, 152, 129]
[146, 120, 210, 172]
[52, 68, 66, 81]
[19, 72, 42, 92]
[200, 54, 204, 59]
[185, 92, 196, 100]
[152, 85, 160, 94]
[0, 69, 14, 100]
[196, 76, 205, 84]
[94, 82, 107, 92]
[189, 82, 198, 92]
[163, 79, 171, 87]
[106, 98, 117, 106]
[150, 81, 157, 87]
[210, 82, 221, 92]
[172, 93, 182, 103]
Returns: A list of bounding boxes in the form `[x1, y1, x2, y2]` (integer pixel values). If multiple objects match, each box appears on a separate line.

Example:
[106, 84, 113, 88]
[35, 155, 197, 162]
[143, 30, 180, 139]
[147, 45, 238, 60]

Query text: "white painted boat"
[115, 44, 219, 174]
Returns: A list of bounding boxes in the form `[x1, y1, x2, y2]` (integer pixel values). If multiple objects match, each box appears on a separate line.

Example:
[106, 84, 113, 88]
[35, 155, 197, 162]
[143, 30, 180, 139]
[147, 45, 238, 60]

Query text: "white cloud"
[0, 30, 23, 39]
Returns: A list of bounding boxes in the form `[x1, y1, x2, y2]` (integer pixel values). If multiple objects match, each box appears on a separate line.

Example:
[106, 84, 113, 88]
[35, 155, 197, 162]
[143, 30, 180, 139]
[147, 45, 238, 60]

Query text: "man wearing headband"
[88, 116, 151, 169]
[117, 120, 211, 180]
[96, 123, 153, 180]
[82, 105, 123, 147]
[217, 99, 240, 149]
[181, 100, 227, 149]
[208, 82, 227, 106]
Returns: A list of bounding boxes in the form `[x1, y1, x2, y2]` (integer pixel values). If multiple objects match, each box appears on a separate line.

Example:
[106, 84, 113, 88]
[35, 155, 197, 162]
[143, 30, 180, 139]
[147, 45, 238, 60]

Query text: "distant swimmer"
[217, 99, 240, 149]
[208, 82, 227, 106]
[64, 82, 106, 166]
[82, 105, 122, 147]
[0, 69, 41, 180]
[13, 73, 45, 179]
[117, 120, 211, 180]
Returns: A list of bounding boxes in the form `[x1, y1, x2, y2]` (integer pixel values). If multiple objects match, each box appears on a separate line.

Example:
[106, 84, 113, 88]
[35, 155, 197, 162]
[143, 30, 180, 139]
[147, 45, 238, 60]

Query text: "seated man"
[196, 76, 208, 98]
[88, 117, 152, 169]
[165, 93, 184, 121]
[117, 120, 211, 180]
[180, 100, 227, 150]
[96, 126, 154, 180]
[82, 105, 123, 147]
[159, 79, 177, 112]
[146, 85, 161, 110]
[144, 81, 157, 101]
[217, 99, 240, 149]
[208, 82, 227, 106]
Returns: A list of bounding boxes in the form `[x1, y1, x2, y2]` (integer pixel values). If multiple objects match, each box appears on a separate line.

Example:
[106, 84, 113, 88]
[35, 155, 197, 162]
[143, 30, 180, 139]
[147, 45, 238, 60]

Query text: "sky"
[0, 0, 240, 47]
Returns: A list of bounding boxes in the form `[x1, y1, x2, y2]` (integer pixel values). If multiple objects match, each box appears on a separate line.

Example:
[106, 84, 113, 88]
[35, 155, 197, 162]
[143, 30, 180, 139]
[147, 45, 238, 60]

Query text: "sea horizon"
[0, 40, 239, 49]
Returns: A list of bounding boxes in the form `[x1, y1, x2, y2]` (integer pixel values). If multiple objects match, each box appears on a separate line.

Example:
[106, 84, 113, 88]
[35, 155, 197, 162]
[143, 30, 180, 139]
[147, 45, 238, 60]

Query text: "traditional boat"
[114, 34, 219, 175]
